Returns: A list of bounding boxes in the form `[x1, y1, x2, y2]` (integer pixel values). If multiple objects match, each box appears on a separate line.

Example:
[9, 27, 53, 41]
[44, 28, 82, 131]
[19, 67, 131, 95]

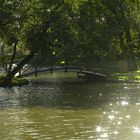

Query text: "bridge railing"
[17, 64, 104, 78]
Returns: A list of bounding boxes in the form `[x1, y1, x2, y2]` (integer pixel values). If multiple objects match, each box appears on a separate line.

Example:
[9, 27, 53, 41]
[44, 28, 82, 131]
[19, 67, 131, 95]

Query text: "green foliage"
[0, 0, 140, 71]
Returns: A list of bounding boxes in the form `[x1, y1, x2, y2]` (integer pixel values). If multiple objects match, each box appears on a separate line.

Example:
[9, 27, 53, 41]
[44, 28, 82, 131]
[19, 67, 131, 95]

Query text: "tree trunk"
[0, 44, 5, 69]
[125, 29, 138, 71]
[119, 32, 127, 60]
[7, 41, 17, 74]
[4, 51, 35, 86]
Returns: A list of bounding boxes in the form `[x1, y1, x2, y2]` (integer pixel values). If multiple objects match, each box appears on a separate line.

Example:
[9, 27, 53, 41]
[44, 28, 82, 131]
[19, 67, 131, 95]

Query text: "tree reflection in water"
[0, 82, 140, 139]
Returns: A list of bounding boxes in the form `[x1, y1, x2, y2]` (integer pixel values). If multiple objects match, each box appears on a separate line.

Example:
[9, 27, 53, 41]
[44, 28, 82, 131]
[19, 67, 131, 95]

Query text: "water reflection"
[0, 82, 140, 139]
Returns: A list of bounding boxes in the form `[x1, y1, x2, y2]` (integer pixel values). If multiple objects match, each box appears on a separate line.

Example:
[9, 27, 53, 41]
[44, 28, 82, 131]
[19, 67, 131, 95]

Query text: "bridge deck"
[18, 66, 107, 80]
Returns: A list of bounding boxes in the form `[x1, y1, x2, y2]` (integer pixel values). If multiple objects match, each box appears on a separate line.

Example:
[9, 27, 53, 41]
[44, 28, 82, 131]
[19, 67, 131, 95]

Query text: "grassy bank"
[0, 70, 140, 87]
[26, 72, 87, 84]
[27, 71, 140, 84]
[111, 70, 140, 83]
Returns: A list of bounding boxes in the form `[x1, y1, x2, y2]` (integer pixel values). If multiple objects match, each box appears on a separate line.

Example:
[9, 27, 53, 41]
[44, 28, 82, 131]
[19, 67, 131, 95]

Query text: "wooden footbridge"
[17, 65, 107, 81]
[0, 55, 107, 81]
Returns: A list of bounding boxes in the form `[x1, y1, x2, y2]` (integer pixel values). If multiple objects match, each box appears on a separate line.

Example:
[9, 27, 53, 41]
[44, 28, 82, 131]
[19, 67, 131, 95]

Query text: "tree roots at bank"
[0, 75, 29, 87]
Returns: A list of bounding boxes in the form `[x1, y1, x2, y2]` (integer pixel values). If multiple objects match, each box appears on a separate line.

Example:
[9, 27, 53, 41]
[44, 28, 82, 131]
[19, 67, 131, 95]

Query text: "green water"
[0, 79, 140, 139]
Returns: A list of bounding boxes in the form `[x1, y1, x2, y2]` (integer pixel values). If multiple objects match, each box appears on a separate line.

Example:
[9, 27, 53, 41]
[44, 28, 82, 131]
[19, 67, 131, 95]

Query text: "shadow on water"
[1, 78, 140, 139]
[0, 79, 138, 110]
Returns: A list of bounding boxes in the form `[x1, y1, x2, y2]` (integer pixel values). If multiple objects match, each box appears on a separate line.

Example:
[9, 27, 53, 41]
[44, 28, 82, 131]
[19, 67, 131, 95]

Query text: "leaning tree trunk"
[4, 51, 35, 86]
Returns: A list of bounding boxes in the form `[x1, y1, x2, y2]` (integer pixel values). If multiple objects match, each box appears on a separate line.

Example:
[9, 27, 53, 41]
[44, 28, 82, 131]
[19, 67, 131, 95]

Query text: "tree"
[77, 0, 140, 71]
[102, 0, 140, 71]
[0, 0, 78, 86]
[0, 0, 35, 85]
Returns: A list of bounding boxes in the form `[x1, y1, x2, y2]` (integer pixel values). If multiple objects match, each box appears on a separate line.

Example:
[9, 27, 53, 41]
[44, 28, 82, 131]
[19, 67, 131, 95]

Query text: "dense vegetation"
[0, 0, 140, 86]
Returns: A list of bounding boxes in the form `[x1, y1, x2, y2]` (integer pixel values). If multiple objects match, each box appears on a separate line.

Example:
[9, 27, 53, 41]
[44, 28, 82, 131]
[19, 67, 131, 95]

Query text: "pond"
[0, 76, 140, 139]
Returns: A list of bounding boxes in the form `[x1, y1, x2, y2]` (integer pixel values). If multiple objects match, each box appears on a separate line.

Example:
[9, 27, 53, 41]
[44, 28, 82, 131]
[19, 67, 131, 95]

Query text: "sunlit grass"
[25, 72, 84, 84]
[112, 70, 140, 82]
[26, 72, 77, 80]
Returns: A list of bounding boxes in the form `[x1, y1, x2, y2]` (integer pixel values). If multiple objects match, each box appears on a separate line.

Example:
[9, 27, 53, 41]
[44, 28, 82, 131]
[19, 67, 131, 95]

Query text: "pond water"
[0, 77, 140, 139]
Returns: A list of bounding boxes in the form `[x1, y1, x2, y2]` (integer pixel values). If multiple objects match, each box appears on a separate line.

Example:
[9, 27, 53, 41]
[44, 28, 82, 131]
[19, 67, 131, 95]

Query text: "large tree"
[102, 0, 140, 71]
[77, 0, 140, 71]
[1, 0, 78, 86]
